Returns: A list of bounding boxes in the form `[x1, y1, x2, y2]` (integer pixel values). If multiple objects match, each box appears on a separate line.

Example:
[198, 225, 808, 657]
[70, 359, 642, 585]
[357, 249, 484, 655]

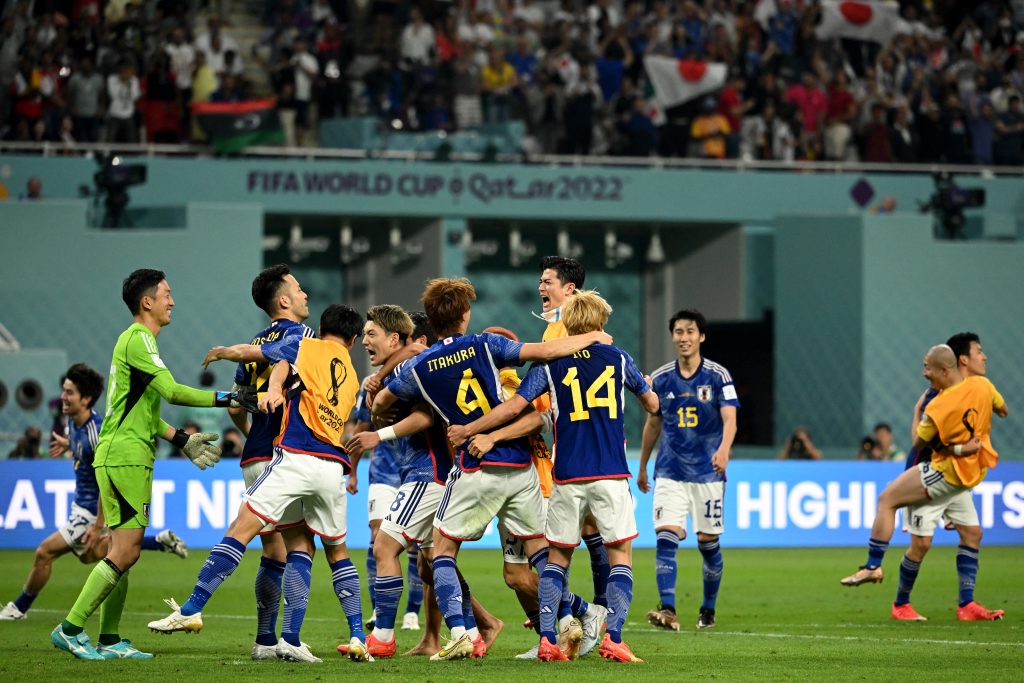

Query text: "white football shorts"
[367, 483, 399, 523]
[59, 502, 106, 556]
[500, 497, 549, 564]
[243, 459, 286, 535]
[546, 478, 638, 548]
[652, 478, 725, 536]
[434, 465, 545, 542]
[380, 480, 445, 549]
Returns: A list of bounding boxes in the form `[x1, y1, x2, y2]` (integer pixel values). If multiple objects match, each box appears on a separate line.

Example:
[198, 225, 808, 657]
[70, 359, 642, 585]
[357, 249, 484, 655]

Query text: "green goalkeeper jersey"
[93, 322, 215, 468]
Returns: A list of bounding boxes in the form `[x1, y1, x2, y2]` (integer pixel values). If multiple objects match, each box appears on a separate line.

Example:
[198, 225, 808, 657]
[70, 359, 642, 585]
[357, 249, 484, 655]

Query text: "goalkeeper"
[52, 269, 255, 661]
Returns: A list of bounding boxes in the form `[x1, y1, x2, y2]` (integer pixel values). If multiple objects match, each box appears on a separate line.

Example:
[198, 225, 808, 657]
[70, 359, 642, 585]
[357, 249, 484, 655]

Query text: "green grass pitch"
[0, 545, 1021, 681]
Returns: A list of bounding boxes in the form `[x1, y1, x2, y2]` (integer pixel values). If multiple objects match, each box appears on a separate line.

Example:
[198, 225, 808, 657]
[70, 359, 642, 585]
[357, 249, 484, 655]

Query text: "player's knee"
[909, 535, 932, 558]
[503, 563, 533, 593]
[959, 526, 982, 547]
[34, 546, 56, 566]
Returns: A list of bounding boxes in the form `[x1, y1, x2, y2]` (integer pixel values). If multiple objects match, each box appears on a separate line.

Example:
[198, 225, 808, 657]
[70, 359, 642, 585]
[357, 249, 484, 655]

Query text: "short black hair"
[251, 264, 291, 316]
[669, 308, 707, 335]
[409, 310, 437, 345]
[873, 422, 892, 433]
[65, 362, 104, 409]
[539, 255, 586, 289]
[122, 268, 165, 315]
[946, 331, 980, 364]
[320, 304, 363, 340]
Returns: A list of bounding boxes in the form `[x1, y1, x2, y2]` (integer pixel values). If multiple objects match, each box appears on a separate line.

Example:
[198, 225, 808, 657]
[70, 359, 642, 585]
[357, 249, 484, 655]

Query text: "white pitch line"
[28, 609, 1021, 649]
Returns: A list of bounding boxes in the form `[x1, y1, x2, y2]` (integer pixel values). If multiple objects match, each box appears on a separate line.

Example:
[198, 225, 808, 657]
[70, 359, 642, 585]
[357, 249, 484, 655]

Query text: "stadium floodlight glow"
[604, 227, 633, 268]
[389, 221, 423, 266]
[289, 220, 329, 263]
[508, 224, 536, 267]
[339, 220, 371, 264]
[556, 227, 583, 260]
[646, 229, 666, 264]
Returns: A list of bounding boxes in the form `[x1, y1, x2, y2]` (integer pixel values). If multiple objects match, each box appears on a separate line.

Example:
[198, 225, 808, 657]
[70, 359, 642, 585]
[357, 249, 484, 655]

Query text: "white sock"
[466, 626, 479, 640]
[372, 627, 394, 642]
[450, 626, 466, 640]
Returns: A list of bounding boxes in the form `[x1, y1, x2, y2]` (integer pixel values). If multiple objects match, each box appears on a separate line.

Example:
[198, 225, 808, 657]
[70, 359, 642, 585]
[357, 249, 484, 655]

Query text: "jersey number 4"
[562, 366, 617, 422]
[457, 369, 492, 415]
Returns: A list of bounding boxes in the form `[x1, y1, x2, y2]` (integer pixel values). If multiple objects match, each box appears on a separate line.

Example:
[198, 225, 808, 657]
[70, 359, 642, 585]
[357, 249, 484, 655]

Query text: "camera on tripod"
[918, 171, 985, 239]
[93, 155, 147, 228]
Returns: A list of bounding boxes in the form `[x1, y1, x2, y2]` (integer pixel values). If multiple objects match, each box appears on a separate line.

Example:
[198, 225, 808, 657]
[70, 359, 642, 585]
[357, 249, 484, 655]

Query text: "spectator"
[105, 59, 141, 143]
[873, 422, 906, 462]
[564, 63, 600, 154]
[968, 98, 996, 165]
[690, 96, 731, 159]
[65, 56, 103, 142]
[861, 103, 893, 163]
[220, 427, 244, 459]
[210, 72, 244, 103]
[290, 37, 319, 144]
[785, 70, 827, 143]
[399, 6, 435, 68]
[7, 426, 42, 458]
[890, 104, 919, 163]
[778, 427, 822, 460]
[195, 15, 243, 78]
[940, 94, 972, 164]
[995, 95, 1024, 166]
[22, 176, 42, 200]
[316, 20, 352, 120]
[481, 45, 516, 124]
[452, 54, 482, 129]
[856, 435, 882, 461]
[743, 99, 794, 162]
[143, 51, 181, 143]
[824, 70, 856, 161]
[164, 26, 196, 126]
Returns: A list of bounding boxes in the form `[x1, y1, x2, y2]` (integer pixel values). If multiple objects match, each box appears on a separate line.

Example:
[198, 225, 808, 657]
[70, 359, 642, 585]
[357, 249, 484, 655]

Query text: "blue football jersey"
[388, 332, 531, 472]
[353, 384, 402, 488]
[651, 357, 740, 483]
[387, 360, 454, 485]
[67, 411, 102, 514]
[517, 344, 651, 483]
[234, 319, 314, 466]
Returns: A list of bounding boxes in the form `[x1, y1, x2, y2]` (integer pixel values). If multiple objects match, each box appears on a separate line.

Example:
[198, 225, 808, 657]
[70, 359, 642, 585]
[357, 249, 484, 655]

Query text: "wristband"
[214, 390, 236, 407]
[171, 428, 189, 449]
[953, 444, 963, 456]
[377, 426, 397, 442]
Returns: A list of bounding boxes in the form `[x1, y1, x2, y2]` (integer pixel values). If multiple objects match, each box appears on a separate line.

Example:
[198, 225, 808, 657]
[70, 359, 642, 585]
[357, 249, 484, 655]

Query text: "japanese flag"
[643, 57, 728, 108]
[646, 98, 666, 126]
[814, 1, 901, 44]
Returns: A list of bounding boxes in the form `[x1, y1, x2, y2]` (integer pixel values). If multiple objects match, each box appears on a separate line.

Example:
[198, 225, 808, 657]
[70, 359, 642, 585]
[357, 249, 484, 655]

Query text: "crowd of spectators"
[2, 0, 1024, 164]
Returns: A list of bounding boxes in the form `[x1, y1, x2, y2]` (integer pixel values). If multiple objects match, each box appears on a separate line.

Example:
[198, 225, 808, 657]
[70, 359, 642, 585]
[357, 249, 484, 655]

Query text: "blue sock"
[280, 551, 313, 647]
[405, 547, 423, 615]
[538, 563, 567, 643]
[330, 558, 365, 640]
[459, 577, 477, 631]
[141, 535, 161, 551]
[568, 588, 588, 619]
[895, 554, 921, 606]
[528, 547, 548, 573]
[374, 575, 403, 630]
[582, 533, 610, 608]
[655, 530, 680, 611]
[181, 536, 246, 615]
[698, 538, 723, 611]
[13, 590, 36, 614]
[431, 555, 465, 631]
[254, 556, 285, 646]
[366, 540, 377, 611]
[865, 538, 889, 570]
[606, 564, 633, 644]
[956, 545, 979, 607]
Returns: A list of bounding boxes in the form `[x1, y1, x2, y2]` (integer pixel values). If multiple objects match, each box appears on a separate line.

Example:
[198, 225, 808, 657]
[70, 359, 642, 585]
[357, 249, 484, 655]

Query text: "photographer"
[220, 427, 244, 459]
[778, 426, 822, 460]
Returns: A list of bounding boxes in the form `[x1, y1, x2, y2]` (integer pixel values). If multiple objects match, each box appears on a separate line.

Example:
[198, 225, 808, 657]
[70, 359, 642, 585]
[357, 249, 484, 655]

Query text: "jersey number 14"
[562, 366, 617, 422]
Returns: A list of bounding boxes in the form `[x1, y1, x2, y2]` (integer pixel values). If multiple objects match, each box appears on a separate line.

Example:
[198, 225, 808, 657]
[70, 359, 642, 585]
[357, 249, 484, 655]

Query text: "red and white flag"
[814, 1, 901, 44]
[643, 57, 728, 108]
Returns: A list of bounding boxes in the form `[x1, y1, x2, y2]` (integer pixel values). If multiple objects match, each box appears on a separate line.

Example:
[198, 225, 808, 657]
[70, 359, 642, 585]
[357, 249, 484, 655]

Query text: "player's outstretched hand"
[448, 424, 470, 446]
[637, 468, 651, 493]
[231, 385, 260, 413]
[468, 434, 495, 457]
[49, 431, 69, 457]
[346, 430, 380, 454]
[203, 347, 228, 368]
[259, 389, 284, 414]
[183, 432, 222, 470]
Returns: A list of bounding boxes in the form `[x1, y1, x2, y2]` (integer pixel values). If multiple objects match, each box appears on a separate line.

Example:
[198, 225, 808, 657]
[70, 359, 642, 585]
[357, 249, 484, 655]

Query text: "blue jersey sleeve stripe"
[411, 367, 448, 424]
[703, 358, 733, 383]
[544, 364, 559, 419]
[482, 343, 505, 400]
[619, 353, 627, 413]
[651, 361, 676, 379]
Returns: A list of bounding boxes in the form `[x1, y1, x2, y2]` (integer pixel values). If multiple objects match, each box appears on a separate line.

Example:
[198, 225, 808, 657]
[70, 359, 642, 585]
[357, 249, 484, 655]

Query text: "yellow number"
[677, 406, 699, 427]
[562, 365, 618, 422]
[456, 368, 491, 415]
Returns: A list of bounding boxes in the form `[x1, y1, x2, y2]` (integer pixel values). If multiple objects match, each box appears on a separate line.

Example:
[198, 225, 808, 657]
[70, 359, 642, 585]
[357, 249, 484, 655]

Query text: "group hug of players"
[2, 254, 1005, 665]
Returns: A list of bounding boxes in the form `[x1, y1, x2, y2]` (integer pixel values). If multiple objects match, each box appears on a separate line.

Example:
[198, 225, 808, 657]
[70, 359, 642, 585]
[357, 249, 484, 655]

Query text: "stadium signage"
[1, 462, 1021, 548]
[245, 169, 627, 204]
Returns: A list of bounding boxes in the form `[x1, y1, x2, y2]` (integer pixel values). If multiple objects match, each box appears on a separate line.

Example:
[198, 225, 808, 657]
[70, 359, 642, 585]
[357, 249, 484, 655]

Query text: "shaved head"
[925, 344, 957, 369]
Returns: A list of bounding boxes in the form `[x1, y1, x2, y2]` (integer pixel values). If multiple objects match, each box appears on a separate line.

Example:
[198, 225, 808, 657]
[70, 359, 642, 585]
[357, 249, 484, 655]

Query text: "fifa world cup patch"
[697, 385, 713, 403]
[143, 503, 151, 517]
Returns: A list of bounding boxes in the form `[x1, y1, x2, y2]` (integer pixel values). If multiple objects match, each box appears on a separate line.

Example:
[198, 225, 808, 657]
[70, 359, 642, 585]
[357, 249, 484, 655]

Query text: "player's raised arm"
[518, 330, 612, 362]
[128, 331, 239, 408]
[203, 343, 267, 367]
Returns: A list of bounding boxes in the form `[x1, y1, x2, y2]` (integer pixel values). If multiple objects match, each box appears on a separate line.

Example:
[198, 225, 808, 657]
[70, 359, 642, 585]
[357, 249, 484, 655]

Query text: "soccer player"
[372, 277, 612, 661]
[51, 269, 242, 660]
[148, 304, 373, 663]
[345, 305, 454, 658]
[843, 339, 1007, 621]
[225, 264, 315, 659]
[1, 363, 187, 623]
[637, 309, 739, 631]
[455, 291, 658, 662]
[536, 257, 611, 613]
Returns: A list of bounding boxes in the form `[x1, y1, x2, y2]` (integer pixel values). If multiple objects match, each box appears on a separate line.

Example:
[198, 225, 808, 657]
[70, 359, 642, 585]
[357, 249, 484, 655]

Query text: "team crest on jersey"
[143, 503, 151, 517]
[697, 385, 713, 403]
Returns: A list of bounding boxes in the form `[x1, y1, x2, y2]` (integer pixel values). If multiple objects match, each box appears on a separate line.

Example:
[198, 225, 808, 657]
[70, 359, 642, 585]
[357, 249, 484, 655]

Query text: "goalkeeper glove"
[172, 429, 221, 470]
[214, 388, 260, 413]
